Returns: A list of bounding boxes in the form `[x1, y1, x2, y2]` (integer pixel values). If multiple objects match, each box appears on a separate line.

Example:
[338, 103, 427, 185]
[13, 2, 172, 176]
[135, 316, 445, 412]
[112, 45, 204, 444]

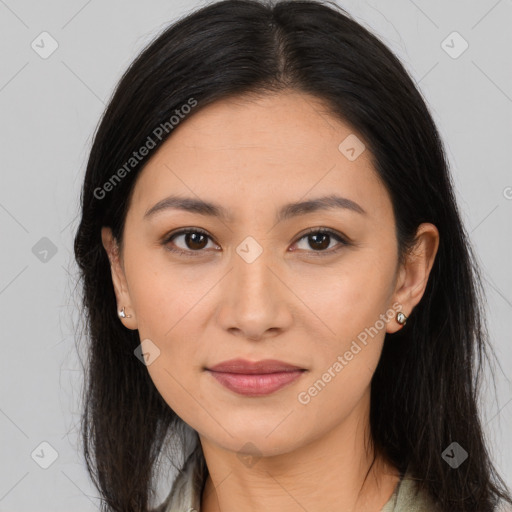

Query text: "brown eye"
[306, 232, 331, 250]
[164, 228, 219, 256]
[293, 229, 348, 254]
[181, 232, 208, 250]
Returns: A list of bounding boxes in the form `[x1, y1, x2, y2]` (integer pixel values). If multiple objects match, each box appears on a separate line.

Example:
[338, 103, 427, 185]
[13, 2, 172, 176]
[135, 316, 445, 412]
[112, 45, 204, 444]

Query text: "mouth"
[205, 358, 307, 397]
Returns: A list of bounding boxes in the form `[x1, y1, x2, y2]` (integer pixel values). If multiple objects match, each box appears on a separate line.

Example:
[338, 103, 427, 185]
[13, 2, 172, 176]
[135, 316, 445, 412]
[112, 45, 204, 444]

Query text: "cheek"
[315, 254, 395, 336]
[301, 250, 397, 404]
[310, 284, 389, 381]
[295, 272, 393, 423]
[124, 246, 208, 342]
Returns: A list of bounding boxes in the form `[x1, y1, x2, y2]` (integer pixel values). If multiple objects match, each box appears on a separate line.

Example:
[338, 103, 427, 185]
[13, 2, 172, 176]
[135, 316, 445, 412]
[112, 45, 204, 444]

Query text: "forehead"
[128, 91, 390, 221]
[167, 91, 358, 153]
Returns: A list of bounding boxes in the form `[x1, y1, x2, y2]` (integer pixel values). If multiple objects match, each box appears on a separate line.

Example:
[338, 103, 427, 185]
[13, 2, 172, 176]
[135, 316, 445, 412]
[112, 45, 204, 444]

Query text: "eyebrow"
[144, 194, 366, 222]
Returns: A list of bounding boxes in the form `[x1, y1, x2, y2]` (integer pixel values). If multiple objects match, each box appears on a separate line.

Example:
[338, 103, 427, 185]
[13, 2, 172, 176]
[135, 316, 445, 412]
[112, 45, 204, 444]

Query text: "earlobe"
[101, 227, 138, 330]
[386, 223, 439, 334]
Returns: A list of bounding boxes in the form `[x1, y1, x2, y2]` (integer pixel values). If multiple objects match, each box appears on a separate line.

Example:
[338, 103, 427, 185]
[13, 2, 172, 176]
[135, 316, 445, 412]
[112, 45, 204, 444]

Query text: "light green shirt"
[158, 445, 441, 512]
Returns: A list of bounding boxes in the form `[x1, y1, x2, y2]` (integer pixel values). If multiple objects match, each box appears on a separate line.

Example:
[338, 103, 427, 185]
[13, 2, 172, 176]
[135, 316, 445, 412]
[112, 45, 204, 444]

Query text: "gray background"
[0, 0, 511, 510]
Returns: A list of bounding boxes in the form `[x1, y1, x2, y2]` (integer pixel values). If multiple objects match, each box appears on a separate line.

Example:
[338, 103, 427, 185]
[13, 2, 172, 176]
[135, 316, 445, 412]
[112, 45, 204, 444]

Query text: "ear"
[386, 223, 439, 334]
[101, 227, 138, 330]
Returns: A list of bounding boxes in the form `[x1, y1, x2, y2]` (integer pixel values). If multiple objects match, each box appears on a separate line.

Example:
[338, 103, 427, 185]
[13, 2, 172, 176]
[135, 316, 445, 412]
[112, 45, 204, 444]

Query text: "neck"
[199, 395, 400, 512]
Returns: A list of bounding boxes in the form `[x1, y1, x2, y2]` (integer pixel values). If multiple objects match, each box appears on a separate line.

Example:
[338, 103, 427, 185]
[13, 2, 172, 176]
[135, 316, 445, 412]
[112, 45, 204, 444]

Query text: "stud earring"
[118, 306, 132, 319]
[396, 311, 408, 326]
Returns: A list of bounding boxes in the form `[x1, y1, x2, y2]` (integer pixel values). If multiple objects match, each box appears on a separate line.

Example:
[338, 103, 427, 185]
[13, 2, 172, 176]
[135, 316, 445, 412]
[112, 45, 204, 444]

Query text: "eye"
[163, 228, 220, 256]
[291, 228, 349, 255]
[162, 227, 350, 258]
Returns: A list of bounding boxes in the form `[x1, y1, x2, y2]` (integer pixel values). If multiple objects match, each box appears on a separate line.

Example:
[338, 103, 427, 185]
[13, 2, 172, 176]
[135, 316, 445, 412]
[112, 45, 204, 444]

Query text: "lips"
[206, 358, 306, 396]
[208, 358, 304, 374]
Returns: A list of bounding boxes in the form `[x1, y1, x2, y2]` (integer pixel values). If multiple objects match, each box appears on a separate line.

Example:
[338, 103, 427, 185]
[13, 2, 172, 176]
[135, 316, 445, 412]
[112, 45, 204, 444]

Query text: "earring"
[396, 311, 408, 326]
[118, 306, 132, 319]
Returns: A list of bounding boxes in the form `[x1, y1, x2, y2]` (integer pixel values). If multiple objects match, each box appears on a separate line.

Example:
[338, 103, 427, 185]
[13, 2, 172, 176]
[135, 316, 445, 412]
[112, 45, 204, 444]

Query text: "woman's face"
[102, 91, 436, 457]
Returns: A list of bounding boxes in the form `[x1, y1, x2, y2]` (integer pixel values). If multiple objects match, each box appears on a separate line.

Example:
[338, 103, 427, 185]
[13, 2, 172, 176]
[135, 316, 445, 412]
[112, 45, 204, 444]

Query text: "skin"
[102, 90, 439, 512]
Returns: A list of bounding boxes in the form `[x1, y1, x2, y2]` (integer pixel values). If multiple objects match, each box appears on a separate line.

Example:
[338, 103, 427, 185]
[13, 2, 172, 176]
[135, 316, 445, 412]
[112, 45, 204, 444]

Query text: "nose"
[215, 244, 294, 341]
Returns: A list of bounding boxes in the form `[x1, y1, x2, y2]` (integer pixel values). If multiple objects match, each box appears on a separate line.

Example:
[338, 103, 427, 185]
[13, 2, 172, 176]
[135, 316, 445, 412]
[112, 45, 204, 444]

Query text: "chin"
[204, 423, 308, 458]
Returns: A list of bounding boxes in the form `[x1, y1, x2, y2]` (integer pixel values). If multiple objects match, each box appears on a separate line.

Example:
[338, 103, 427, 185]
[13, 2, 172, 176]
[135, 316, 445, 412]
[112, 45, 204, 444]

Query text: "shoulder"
[384, 471, 512, 512]
[157, 445, 206, 512]
[380, 468, 442, 512]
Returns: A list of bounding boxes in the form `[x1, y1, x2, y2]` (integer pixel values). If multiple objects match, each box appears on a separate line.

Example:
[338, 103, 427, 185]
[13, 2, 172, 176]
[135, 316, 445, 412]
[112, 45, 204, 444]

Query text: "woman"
[73, 0, 512, 510]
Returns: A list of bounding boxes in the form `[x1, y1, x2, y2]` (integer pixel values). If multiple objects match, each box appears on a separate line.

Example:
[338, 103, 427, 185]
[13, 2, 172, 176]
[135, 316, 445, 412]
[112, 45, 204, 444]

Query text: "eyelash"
[161, 227, 350, 258]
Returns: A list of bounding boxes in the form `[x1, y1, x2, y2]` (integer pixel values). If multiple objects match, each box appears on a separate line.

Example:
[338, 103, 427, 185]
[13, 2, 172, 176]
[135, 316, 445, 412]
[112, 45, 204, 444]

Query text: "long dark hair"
[73, 1, 512, 510]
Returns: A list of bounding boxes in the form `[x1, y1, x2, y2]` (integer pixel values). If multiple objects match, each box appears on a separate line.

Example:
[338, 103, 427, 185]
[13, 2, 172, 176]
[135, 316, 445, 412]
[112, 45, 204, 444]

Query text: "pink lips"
[206, 358, 306, 396]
